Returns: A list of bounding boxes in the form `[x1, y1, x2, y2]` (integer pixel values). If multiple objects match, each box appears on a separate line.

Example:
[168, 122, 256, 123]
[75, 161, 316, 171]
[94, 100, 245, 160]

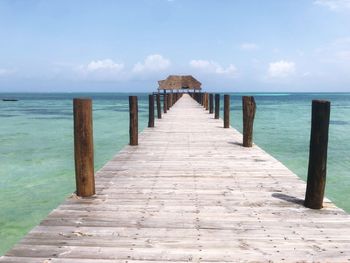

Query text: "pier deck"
[1, 94, 350, 262]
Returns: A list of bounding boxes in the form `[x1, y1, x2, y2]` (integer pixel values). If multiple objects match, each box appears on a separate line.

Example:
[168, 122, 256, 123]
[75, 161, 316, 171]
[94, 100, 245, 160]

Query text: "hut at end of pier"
[158, 75, 201, 93]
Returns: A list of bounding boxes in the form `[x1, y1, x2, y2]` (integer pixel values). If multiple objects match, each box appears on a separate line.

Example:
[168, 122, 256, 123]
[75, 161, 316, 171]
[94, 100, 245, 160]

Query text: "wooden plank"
[1, 94, 350, 262]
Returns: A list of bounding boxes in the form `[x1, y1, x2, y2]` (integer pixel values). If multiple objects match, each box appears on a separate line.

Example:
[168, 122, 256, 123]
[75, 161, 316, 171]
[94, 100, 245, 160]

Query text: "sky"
[0, 0, 350, 92]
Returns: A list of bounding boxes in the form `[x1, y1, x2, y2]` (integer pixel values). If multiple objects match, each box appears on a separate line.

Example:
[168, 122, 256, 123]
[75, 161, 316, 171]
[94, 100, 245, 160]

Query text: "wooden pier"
[1, 94, 350, 262]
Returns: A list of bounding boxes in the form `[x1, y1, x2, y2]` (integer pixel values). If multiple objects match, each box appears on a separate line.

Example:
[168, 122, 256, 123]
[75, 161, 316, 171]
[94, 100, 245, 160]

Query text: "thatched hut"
[158, 75, 201, 92]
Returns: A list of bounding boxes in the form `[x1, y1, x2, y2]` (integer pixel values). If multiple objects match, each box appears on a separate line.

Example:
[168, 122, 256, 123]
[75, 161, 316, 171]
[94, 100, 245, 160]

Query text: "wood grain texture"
[73, 98, 95, 197]
[224, 94, 230, 128]
[2, 94, 349, 262]
[129, 96, 138, 146]
[305, 100, 331, 209]
[242, 96, 256, 147]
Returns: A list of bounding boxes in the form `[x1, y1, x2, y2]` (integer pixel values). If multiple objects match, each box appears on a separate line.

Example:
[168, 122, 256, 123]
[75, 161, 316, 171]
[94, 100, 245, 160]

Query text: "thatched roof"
[158, 75, 201, 90]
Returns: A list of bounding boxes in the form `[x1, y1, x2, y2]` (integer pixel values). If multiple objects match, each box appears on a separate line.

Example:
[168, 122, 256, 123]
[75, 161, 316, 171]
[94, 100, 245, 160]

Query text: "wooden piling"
[224, 95, 230, 128]
[129, 96, 138, 146]
[304, 100, 331, 209]
[215, 94, 220, 119]
[205, 93, 209, 110]
[148, 94, 154, 128]
[242, 96, 256, 147]
[156, 94, 162, 119]
[163, 93, 167, 113]
[209, 94, 214, 114]
[167, 93, 171, 110]
[73, 98, 95, 197]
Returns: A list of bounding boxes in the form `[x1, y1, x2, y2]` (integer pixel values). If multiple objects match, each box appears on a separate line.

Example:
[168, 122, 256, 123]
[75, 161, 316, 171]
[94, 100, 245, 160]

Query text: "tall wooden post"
[205, 93, 209, 110]
[148, 94, 154, 128]
[215, 94, 220, 119]
[163, 93, 167, 113]
[73, 98, 95, 197]
[224, 95, 230, 128]
[209, 94, 214, 114]
[242, 96, 256, 147]
[156, 93, 162, 119]
[129, 96, 138, 146]
[304, 100, 331, 209]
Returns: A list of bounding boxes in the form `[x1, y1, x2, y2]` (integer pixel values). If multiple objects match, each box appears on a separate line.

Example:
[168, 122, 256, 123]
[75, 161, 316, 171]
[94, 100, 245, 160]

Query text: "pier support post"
[167, 93, 171, 110]
[215, 94, 220, 119]
[224, 95, 230, 128]
[129, 96, 138, 146]
[209, 94, 214, 114]
[73, 98, 95, 197]
[156, 94, 162, 119]
[205, 93, 209, 110]
[304, 100, 331, 209]
[163, 93, 167, 113]
[242, 96, 256, 147]
[148, 94, 154, 128]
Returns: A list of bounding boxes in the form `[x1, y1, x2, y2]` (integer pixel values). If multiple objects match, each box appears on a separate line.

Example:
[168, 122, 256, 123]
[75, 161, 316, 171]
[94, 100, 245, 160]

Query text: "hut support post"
[156, 93, 162, 119]
[224, 95, 230, 128]
[73, 98, 95, 197]
[242, 96, 256, 147]
[304, 100, 331, 209]
[215, 94, 220, 119]
[129, 96, 138, 146]
[148, 94, 154, 128]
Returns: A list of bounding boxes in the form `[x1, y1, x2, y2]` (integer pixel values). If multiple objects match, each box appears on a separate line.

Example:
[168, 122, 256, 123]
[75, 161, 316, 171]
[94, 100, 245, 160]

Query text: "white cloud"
[268, 60, 296, 78]
[314, 0, 350, 10]
[76, 59, 125, 80]
[189, 59, 237, 76]
[85, 59, 124, 72]
[336, 50, 350, 60]
[240, 43, 259, 51]
[0, 68, 16, 77]
[132, 54, 171, 73]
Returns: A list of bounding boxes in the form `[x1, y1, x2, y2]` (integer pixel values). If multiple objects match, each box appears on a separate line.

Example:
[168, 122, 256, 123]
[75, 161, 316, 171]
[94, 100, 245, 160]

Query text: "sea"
[0, 92, 349, 255]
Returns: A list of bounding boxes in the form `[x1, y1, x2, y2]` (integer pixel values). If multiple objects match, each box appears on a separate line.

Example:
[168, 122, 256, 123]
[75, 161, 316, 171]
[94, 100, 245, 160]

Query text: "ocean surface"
[0, 92, 349, 255]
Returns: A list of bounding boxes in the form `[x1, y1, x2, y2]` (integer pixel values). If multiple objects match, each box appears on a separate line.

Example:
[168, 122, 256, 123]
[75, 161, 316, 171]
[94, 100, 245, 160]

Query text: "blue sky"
[0, 0, 350, 92]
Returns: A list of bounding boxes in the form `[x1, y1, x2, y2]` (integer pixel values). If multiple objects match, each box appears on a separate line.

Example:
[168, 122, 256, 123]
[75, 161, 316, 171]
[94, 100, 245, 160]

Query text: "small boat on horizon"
[2, 99, 18, 101]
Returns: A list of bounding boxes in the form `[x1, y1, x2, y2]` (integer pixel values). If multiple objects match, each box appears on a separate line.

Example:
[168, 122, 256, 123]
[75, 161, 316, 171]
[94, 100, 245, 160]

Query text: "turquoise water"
[0, 92, 349, 255]
[0, 93, 149, 255]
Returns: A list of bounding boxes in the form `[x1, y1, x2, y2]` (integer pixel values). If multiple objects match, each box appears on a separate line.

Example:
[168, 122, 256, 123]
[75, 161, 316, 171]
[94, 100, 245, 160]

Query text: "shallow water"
[0, 92, 349, 255]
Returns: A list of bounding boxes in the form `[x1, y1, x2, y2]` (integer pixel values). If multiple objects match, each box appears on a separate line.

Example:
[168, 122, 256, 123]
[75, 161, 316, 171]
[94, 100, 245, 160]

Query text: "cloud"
[0, 68, 15, 76]
[240, 43, 259, 51]
[76, 59, 125, 80]
[189, 59, 237, 76]
[268, 60, 296, 78]
[132, 54, 171, 73]
[314, 0, 350, 11]
[85, 59, 124, 72]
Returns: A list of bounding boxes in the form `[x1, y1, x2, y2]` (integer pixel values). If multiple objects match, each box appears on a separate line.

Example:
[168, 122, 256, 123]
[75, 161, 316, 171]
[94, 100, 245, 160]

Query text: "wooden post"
[304, 100, 331, 209]
[129, 96, 138, 146]
[242, 96, 256, 147]
[156, 93, 161, 119]
[73, 98, 95, 197]
[215, 94, 220, 119]
[148, 94, 154, 128]
[205, 93, 209, 110]
[163, 93, 167, 113]
[224, 95, 230, 128]
[167, 93, 171, 110]
[209, 94, 214, 114]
